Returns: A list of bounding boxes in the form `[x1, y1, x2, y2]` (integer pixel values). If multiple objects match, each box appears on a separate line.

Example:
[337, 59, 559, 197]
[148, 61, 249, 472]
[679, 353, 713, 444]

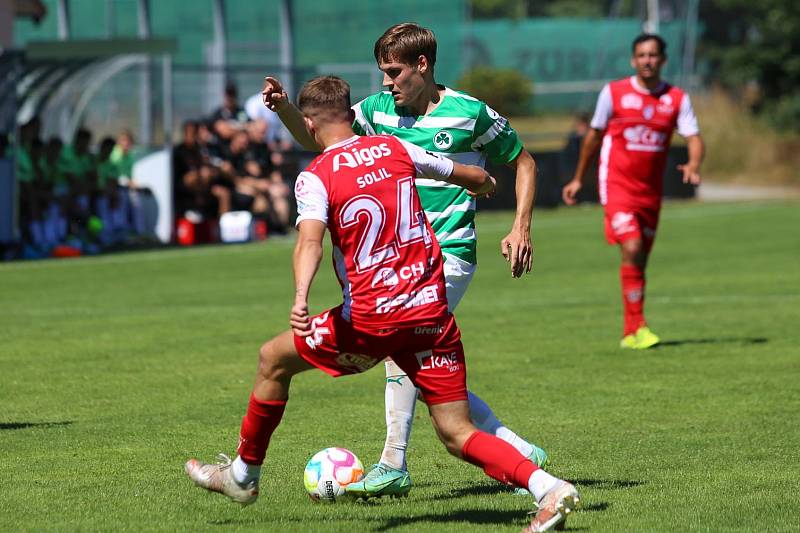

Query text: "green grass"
[1, 200, 799, 531]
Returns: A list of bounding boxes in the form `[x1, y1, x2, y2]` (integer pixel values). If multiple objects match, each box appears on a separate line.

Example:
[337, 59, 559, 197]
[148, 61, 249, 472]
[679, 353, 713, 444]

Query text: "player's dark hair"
[374, 22, 437, 68]
[632, 33, 667, 55]
[297, 76, 352, 122]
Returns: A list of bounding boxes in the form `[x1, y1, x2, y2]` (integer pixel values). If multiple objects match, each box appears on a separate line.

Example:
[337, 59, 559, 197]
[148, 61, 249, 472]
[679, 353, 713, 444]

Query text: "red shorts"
[293, 305, 467, 405]
[604, 205, 660, 252]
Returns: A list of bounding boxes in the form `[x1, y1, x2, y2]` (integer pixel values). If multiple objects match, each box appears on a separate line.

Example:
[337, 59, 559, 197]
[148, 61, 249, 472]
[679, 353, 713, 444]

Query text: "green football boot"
[345, 463, 412, 500]
[514, 444, 549, 495]
[634, 326, 661, 349]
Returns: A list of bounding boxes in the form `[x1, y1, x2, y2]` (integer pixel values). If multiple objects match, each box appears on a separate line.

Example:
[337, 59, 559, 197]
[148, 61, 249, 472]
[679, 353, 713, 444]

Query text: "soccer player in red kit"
[185, 76, 579, 532]
[562, 34, 705, 349]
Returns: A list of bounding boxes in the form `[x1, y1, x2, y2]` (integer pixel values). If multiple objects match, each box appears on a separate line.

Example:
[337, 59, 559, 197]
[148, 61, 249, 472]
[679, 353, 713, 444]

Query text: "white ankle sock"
[232, 455, 261, 485]
[468, 391, 534, 458]
[528, 469, 559, 502]
[379, 360, 417, 471]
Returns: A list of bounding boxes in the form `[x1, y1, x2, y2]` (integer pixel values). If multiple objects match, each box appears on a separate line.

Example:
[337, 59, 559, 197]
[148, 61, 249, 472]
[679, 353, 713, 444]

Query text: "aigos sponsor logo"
[415, 350, 462, 373]
[375, 285, 440, 314]
[623, 125, 667, 152]
[333, 143, 392, 171]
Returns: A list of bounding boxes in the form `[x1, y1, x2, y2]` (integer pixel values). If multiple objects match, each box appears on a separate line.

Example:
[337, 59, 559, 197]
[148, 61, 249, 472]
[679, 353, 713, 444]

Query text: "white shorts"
[443, 253, 477, 312]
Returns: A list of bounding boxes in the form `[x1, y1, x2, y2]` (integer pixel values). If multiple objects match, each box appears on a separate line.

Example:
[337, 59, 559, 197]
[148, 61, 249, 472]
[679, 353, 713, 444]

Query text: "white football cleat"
[523, 480, 580, 532]
[185, 453, 259, 506]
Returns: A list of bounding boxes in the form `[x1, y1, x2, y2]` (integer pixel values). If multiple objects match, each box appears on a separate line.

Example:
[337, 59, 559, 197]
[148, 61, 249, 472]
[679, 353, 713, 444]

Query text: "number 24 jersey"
[294, 134, 455, 330]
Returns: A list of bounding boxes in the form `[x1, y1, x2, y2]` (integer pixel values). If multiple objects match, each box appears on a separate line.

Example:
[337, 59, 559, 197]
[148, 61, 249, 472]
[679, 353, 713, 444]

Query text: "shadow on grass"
[430, 481, 511, 500]
[373, 508, 530, 531]
[0, 421, 73, 430]
[658, 337, 767, 347]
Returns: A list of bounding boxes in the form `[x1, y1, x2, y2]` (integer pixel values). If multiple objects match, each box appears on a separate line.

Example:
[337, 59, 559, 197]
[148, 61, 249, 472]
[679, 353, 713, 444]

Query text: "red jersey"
[591, 76, 699, 209]
[294, 134, 454, 331]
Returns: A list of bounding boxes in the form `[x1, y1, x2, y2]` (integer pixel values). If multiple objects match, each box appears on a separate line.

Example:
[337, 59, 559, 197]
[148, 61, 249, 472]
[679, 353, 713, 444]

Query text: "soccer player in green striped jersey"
[262, 23, 548, 500]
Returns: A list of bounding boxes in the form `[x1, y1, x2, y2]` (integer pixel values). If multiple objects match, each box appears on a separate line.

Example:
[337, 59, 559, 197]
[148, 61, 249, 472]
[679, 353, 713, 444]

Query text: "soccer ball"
[303, 447, 364, 502]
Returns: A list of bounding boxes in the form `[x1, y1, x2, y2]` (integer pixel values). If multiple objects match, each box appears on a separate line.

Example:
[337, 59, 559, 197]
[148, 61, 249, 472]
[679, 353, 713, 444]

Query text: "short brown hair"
[374, 22, 437, 68]
[297, 75, 352, 122]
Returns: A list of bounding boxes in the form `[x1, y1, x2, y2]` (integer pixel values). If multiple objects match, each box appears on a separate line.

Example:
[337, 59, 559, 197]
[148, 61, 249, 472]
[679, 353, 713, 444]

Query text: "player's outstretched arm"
[678, 134, 704, 185]
[398, 138, 495, 195]
[262, 76, 323, 152]
[291, 220, 326, 336]
[562, 128, 603, 205]
[449, 162, 496, 196]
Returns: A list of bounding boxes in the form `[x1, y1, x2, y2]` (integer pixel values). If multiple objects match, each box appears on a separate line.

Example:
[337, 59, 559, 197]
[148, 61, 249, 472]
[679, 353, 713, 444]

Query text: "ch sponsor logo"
[375, 285, 440, 314]
[305, 312, 331, 349]
[611, 212, 636, 235]
[336, 352, 378, 372]
[623, 125, 667, 152]
[433, 130, 453, 150]
[333, 143, 392, 172]
[660, 94, 673, 106]
[371, 261, 430, 289]
[415, 350, 461, 372]
[621, 93, 643, 110]
[372, 267, 400, 289]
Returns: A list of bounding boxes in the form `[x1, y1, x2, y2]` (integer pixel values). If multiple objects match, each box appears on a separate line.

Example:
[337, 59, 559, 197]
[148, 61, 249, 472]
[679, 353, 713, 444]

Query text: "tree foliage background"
[470, 0, 800, 131]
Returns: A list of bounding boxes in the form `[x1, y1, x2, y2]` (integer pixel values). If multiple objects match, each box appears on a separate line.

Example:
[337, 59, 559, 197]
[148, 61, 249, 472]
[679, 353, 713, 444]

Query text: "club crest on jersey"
[643, 105, 655, 120]
[433, 130, 453, 150]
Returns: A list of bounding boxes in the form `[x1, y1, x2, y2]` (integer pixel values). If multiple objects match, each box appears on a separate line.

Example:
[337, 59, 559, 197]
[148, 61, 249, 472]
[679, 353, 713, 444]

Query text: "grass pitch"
[1, 200, 799, 532]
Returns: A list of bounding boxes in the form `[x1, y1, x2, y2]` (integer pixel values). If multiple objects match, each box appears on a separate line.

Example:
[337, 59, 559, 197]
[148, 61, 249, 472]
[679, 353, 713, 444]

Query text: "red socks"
[620, 263, 646, 335]
[237, 394, 287, 465]
[461, 431, 538, 489]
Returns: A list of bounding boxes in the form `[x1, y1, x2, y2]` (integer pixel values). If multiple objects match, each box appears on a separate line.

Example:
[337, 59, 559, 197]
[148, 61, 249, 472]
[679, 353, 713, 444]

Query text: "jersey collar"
[629, 75, 667, 96]
[324, 135, 360, 152]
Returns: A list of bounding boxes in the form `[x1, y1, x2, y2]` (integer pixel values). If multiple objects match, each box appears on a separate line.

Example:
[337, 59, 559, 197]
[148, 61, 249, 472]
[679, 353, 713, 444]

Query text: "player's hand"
[467, 176, 496, 199]
[262, 76, 289, 113]
[678, 163, 701, 185]
[290, 301, 312, 336]
[562, 179, 582, 205]
[500, 228, 533, 278]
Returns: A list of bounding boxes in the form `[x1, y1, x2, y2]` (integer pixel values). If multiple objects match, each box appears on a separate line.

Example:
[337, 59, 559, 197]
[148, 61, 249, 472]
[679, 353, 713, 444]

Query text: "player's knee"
[621, 240, 646, 265]
[257, 340, 289, 380]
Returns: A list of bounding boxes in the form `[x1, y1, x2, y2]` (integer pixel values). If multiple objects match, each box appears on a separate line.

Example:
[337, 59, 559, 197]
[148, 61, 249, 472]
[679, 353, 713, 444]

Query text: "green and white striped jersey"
[352, 87, 523, 265]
